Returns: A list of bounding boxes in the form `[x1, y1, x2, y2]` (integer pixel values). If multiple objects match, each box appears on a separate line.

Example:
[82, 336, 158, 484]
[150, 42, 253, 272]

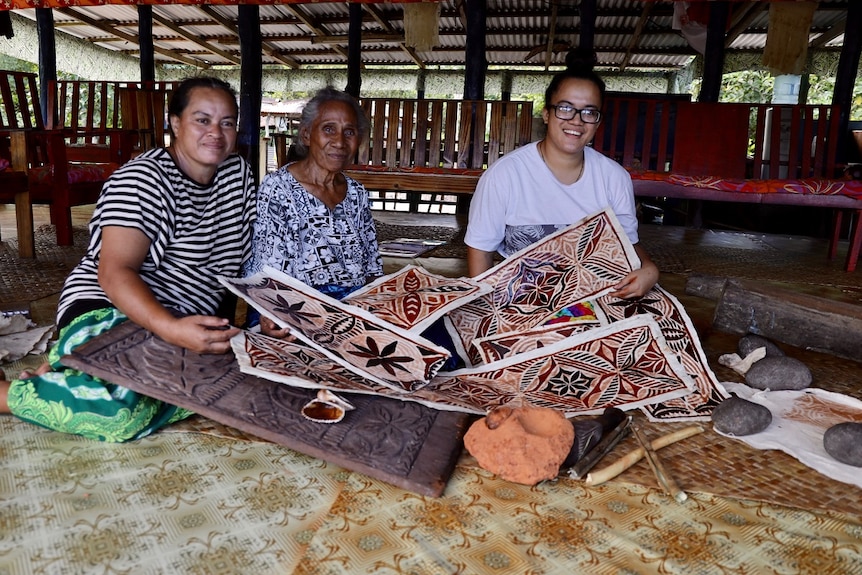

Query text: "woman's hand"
[160, 315, 240, 354]
[260, 316, 291, 339]
[610, 244, 659, 299]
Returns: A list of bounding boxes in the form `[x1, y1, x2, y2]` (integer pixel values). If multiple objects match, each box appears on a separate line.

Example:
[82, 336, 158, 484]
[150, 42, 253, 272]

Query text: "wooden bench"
[0, 72, 139, 252]
[270, 98, 533, 212]
[348, 98, 532, 211]
[594, 94, 862, 272]
[49, 79, 178, 153]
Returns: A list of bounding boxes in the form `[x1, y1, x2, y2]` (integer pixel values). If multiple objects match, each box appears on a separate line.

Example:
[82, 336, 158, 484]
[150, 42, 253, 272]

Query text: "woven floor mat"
[610, 416, 862, 519]
[0, 225, 88, 305]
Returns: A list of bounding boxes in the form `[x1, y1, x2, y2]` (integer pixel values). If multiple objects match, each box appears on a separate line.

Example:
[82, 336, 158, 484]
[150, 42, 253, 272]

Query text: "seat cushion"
[28, 162, 121, 186]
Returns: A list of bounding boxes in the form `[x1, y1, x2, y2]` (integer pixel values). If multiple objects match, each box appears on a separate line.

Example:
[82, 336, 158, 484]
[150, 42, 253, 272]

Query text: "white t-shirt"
[465, 142, 639, 257]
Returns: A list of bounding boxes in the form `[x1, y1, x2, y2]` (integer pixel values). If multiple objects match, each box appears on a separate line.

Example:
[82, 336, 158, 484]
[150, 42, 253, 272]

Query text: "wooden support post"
[238, 5, 262, 184]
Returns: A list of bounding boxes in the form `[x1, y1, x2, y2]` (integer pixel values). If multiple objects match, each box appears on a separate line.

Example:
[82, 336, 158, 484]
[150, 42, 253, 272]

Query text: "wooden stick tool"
[630, 424, 688, 504]
[585, 425, 704, 487]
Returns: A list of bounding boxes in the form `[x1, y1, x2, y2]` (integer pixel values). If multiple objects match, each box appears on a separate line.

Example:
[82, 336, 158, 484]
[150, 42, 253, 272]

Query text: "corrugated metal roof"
[8, 0, 852, 72]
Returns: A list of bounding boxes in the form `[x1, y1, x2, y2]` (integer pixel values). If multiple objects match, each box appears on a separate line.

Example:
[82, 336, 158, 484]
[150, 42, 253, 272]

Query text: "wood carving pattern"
[593, 285, 727, 421]
[220, 267, 450, 391]
[63, 320, 469, 496]
[344, 265, 492, 333]
[446, 211, 638, 357]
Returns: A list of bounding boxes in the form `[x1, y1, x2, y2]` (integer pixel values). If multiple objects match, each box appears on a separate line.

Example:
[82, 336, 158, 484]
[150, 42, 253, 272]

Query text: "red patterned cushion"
[628, 169, 862, 201]
[28, 163, 120, 186]
[0, 158, 9, 172]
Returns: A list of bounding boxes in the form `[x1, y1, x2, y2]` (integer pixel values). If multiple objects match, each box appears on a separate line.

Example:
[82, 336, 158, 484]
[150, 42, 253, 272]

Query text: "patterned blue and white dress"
[244, 165, 383, 301]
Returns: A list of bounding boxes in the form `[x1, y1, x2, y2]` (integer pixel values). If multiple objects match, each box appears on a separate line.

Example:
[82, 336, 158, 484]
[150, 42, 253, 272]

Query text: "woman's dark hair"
[544, 47, 606, 110]
[294, 87, 369, 157]
[167, 76, 238, 123]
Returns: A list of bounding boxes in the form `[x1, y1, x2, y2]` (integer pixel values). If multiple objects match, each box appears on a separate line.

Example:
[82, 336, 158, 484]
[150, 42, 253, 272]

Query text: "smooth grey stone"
[823, 422, 862, 467]
[745, 356, 812, 390]
[712, 396, 772, 436]
[738, 334, 784, 359]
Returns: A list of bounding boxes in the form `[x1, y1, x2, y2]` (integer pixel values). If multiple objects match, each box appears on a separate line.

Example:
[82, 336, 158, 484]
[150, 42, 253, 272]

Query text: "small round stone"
[823, 422, 862, 467]
[738, 334, 784, 359]
[712, 396, 773, 436]
[744, 356, 812, 391]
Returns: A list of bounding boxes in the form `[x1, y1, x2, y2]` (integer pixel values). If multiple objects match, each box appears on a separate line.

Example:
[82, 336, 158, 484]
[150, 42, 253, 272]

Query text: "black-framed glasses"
[548, 104, 602, 124]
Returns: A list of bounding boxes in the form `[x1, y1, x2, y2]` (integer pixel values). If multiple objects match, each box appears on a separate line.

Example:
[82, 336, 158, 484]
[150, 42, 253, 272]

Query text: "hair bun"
[565, 47, 598, 73]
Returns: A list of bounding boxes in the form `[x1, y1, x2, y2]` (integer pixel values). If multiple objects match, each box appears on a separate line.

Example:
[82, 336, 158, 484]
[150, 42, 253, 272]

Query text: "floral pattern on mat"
[446, 210, 639, 364]
[3, 415, 861, 575]
[220, 267, 450, 391]
[343, 264, 491, 333]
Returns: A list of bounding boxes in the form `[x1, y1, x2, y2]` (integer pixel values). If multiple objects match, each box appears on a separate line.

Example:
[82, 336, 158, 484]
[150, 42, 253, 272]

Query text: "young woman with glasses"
[465, 49, 659, 298]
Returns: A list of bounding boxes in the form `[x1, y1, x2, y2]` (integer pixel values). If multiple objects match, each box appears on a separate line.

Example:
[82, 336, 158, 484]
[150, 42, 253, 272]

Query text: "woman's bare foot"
[18, 362, 51, 380]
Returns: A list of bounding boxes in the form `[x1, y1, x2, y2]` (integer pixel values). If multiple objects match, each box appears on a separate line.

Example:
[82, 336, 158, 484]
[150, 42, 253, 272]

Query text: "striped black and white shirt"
[57, 148, 256, 325]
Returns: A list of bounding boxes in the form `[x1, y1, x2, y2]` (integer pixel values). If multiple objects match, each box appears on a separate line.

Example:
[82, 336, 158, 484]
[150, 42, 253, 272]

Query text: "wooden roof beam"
[198, 6, 299, 69]
[620, 1, 653, 72]
[152, 11, 240, 65]
[58, 7, 208, 68]
[365, 4, 424, 69]
[725, 1, 766, 48]
[282, 4, 349, 62]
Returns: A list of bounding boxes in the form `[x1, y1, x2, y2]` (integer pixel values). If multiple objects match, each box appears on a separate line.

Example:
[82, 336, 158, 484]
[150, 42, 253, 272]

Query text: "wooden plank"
[442, 101, 466, 168]
[517, 101, 533, 147]
[385, 98, 400, 167]
[343, 168, 480, 194]
[371, 100, 387, 166]
[470, 100, 487, 169]
[429, 100, 444, 167]
[751, 106, 766, 178]
[62, 320, 472, 497]
[673, 102, 749, 178]
[622, 100, 639, 167]
[641, 101, 656, 170]
[399, 99, 415, 167]
[414, 99, 429, 166]
[487, 101, 503, 165]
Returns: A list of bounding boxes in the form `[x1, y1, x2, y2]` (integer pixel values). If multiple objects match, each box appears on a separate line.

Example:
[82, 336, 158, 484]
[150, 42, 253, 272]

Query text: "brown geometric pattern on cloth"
[472, 321, 594, 364]
[343, 264, 491, 333]
[444, 208, 724, 421]
[446, 210, 639, 361]
[220, 267, 450, 392]
[3, 414, 861, 574]
[593, 284, 729, 422]
[234, 315, 696, 417]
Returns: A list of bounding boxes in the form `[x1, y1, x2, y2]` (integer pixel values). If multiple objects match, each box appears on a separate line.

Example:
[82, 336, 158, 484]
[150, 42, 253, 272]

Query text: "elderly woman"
[0, 77, 256, 441]
[244, 87, 382, 334]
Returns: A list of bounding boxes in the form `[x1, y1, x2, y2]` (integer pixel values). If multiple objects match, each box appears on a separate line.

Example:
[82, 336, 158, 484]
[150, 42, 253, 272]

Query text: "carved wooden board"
[62, 320, 472, 497]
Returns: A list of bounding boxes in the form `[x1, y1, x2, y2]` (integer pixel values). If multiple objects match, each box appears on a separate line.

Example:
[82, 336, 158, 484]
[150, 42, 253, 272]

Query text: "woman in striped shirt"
[0, 77, 256, 442]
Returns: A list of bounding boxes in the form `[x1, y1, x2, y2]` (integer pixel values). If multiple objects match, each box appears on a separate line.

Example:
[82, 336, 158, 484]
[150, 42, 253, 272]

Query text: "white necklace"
[538, 139, 584, 184]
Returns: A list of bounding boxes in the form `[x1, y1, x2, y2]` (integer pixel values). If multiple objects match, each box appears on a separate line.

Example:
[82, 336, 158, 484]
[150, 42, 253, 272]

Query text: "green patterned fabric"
[7, 307, 193, 442]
